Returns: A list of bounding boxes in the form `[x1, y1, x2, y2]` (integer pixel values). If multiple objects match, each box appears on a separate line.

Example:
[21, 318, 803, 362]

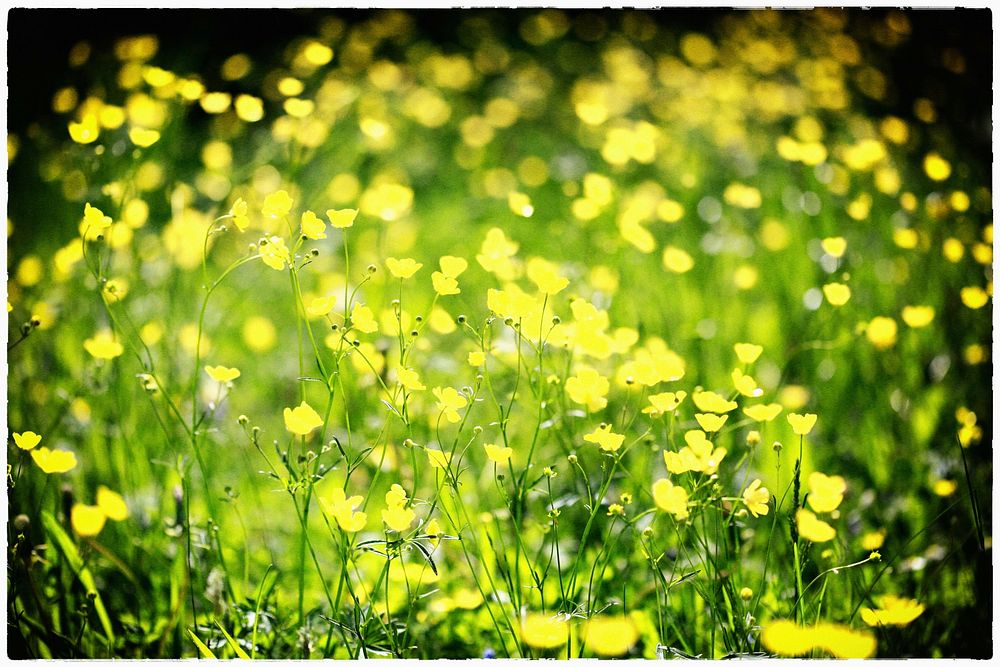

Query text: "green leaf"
[40, 511, 116, 645]
[187, 629, 217, 658]
[216, 620, 252, 659]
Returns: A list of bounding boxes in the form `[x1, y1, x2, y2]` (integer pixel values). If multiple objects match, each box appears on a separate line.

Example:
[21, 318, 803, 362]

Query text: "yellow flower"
[582, 616, 638, 657]
[424, 518, 443, 538]
[521, 613, 569, 650]
[431, 271, 460, 296]
[642, 391, 687, 416]
[382, 485, 415, 532]
[508, 191, 534, 217]
[350, 303, 378, 333]
[692, 391, 737, 413]
[901, 305, 935, 328]
[69, 115, 100, 144]
[731, 368, 762, 397]
[386, 257, 423, 279]
[822, 282, 851, 306]
[71, 504, 107, 537]
[796, 508, 836, 542]
[694, 413, 728, 432]
[743, 403, 782, 422]
[820, 237, 847, 258]
[652, 478, 689, 520]
[326, 208, 358, 229]
[960, 286, 989, 309]
[320, 487, 368, 532]
[742, 479, 770, 517]
[866, 316, 898, 349]
[261, 190, 293, 219]
[806, 472, 847, 513]
[83, 202, 113, 230]
[229, 197, 250, 232]
[283, 401, 324, 436]
[204, 365, 241, 383]
[30, 447, 78, 474]
[432, 386, 467, 423]
[426, 448, 452, 469]
[663, 429, 727, 475]
[787, 413, 817, 436]
[861, 529, 886, 551]
[128, 127, 160, 147]
[476, 227, 519, 279]
[861, 595, 925, 627]
[932, 479, 958, 497]
[96, 486, 129, 521]
[13, 431, 41, 450]
[662, 245, 695, 273]
[84, 331, 124, 360]
[468, 350, 486, 366]
[923, 152, 951, 181]
[763, 620, 876, 659]
[259, 236, 291, 271]
[300, 210, 327, 240]
[734, 342, 763, 364]
[526, 257, 569, 295]
[397, 367, 426, 391]
[306, 295, 336, 318]
[583, 424, 625, 452]
[565, 368, 610, 412]
[484, 443, 513, 464]
[439, 255, 468, 278]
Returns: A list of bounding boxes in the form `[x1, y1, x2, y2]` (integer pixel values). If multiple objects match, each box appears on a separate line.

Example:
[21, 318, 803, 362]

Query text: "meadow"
[5, 8, 993, 659]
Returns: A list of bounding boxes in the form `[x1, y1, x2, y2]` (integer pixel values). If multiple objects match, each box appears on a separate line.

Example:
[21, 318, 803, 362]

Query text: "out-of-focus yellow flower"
[692, 391, 737, 414]
[397, 367, 425, 392]
[796, 508, 835, 542]
[565, 368, 610, 412]
[652, 478, 689, 520]
[432, 272, 460, 296]
[84, 330, 124, 359]
[484, 443, 513, 464]
[261, 190, 293, 219]
[960, 286, 988, 309]
[508, 191, 534, 217]
[932, 479, 958, 497]
[468, 350, 486, 366]
[734, 342, 763, 364]
[71, 504, 107, 537]
[283, 401, 324, 436]
[526, 257, 569, 295]
[432, 386, 467, 423]
[821, 237, 847, 258]
[866, 316, 898, 349]
[901, 305, 935, 328]
[787, 413, 817, 436]
[763, 620, 876, 658]
[582, 616, 638, 657]
[306, 295, 336, 319]
[326, 208, 358, 229]
[96, 486, 129, 521]
[521, 613, 569, 650]
[742, 479, 770, 517]
[806, 472, 847, 513]
[822, 282, 851, 306]
[243, 316, 276, 352]
[204, 365, 241, 383]
[350, 303, 378, 333]
[69, 115, 100, 144]
[744, 403, 782, 422]
[861, 595, 925, 627]
[128, 127, 160, 147]
[662, 245, 694, 273]
[426, 448, 452, 469]
[234, 94, 264, 122]
[732, 369, 762, 398]
[476, 227, 519, 280]
[923, 152, 951, 181]
[13, 431, 41, 450]
[30, 447, 78, 474]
